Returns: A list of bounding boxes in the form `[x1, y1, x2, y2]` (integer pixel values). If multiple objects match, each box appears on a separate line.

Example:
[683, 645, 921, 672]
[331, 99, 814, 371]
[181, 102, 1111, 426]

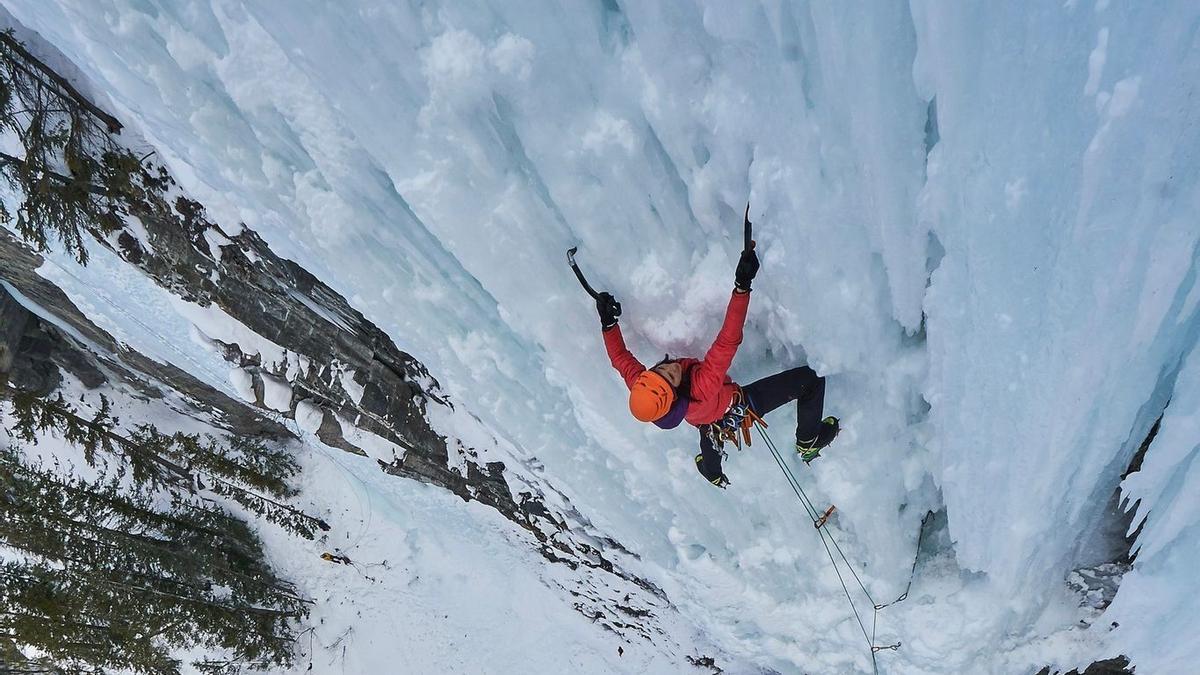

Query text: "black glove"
[734, 248, 759, 292]
[596, 292, 621, 330]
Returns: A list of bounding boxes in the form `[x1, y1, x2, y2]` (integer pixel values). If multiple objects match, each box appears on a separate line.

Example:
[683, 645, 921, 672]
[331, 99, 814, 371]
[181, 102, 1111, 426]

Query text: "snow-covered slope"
[3, 1, 1197, 673]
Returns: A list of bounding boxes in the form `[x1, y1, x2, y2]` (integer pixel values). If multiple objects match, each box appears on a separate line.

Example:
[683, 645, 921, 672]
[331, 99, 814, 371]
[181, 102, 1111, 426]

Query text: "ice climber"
[593, 217, 839, 488]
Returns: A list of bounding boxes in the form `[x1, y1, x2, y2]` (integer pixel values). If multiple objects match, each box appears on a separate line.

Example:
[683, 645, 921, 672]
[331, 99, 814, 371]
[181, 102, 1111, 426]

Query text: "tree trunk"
[0, 32, 123, 134]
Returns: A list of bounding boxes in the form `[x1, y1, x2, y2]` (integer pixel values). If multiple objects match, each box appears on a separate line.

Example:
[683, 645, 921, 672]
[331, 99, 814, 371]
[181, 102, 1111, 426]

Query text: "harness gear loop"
[742, 405, 766, 446]
[710, 386, 769, 451]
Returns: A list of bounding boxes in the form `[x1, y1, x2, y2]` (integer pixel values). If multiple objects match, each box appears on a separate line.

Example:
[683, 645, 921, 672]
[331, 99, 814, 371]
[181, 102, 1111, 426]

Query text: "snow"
[336, 365, 366, 406]
[295, 399, 325, 435]
[201, 226, 232, 262]
[122, 214, 156, 255]
[228, 366, 255, 404]
[261, 372, 292, 412]
[1, 0, 1198, 673]
[14, 242, 239, 399]
[171, 297, 290, 369]
[272, 435, 704, 675]
[334, 412, 406, 461]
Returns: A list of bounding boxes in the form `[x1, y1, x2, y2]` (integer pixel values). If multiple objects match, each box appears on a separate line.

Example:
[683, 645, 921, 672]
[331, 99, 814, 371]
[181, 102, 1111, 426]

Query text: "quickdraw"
[708, 387, 767, 451]
[814, 504, 837, 529]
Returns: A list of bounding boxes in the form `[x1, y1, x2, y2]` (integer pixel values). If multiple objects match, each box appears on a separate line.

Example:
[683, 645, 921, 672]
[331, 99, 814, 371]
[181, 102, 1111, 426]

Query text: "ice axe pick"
[566, 246, 601, 300]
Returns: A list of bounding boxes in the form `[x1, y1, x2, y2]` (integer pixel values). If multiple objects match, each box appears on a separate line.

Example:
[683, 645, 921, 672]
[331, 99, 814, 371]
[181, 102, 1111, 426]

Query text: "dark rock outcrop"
[1036, 656, 1133, 675]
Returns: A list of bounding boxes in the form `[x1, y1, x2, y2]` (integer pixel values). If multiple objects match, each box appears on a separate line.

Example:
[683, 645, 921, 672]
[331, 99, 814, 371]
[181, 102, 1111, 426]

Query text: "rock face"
[0, 59, 674, 649]
[1035, 657, 1133, 675]
[106, 164, 444, 458]
[0, 228, 290, 441]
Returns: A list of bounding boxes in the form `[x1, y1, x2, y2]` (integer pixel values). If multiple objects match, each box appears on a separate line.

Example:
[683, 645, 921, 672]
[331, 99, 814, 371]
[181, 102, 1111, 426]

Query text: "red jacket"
[603, 290, 750, 426]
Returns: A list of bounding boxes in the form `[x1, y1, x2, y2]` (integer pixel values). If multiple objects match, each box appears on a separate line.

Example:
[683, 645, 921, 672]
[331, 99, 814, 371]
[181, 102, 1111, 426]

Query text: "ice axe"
[566, 246, 601, 300]
[743, 202, 755, 252]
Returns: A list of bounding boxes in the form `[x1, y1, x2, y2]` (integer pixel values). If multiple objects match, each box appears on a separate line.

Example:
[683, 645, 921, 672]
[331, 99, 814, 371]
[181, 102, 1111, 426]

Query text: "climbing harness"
[747, 417, 933, 674]
[708, 387, 766, 451]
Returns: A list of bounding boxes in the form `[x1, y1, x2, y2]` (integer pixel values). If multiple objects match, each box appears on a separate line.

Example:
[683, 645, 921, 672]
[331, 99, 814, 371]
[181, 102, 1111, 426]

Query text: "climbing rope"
[753, 422, 931, 673]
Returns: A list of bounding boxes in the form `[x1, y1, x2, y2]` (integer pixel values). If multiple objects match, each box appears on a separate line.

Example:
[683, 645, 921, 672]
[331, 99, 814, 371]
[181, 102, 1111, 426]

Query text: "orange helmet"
[629, 370, 675, 422]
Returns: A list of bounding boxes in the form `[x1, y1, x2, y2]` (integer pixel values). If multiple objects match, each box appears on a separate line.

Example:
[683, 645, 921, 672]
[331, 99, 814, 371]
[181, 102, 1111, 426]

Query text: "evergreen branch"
[0, 529, 312, 607]
[0, 32, 122, 133]
[13, 394, 192, 484]
[87, 575, 304, 620]
[11, 394, 323, 535]
[205, 476, 326, 536]
[0, 152, 105, 196]
[0, 611, 112, 633]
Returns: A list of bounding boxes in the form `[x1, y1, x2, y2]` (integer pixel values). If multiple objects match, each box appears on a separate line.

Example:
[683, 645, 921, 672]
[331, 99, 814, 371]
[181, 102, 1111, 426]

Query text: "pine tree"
[6, 391, 326, 538]
[0, 442, 308, 673]
[1, 388, 318, 672]
[0, 30, 134, 264]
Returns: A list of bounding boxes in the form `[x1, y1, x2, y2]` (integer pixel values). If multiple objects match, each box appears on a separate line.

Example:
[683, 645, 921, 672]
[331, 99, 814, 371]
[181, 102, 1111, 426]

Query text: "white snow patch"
[1105, 76, 1140, 118]
[334, 412, 405, 461]
[295, 399, 325, 435]
[170, 297, 289, 369]
[424, 29, 487, 83]
[121, 214, 155, 254]
[1005, 177, 1028, 211]
[582, 111, 638, 155]
[202, 226, 232, 261]
[261, 373, 293, 412]
[338, 367, 366, 405]
[228, 367, 256, 404]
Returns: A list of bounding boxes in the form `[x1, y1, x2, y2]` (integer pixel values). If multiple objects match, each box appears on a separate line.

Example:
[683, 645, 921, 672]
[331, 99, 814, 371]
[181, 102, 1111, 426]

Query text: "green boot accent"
[796, 416, 840, 464]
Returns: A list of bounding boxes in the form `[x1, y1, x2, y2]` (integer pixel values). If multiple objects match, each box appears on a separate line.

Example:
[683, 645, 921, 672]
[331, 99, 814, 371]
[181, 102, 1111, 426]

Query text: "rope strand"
[753, 423, 932, 673]
[756, 424, 878, 672]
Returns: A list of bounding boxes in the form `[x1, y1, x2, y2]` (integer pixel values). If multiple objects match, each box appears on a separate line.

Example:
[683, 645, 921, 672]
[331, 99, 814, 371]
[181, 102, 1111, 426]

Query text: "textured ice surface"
[1107, 343, 1200, 673]
[2, 1, 1197, 672]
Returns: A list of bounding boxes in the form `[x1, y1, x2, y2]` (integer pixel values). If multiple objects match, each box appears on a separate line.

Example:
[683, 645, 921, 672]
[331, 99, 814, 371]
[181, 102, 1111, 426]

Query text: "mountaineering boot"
[695, 454, 729, 488]
[796, 416, 839, 464]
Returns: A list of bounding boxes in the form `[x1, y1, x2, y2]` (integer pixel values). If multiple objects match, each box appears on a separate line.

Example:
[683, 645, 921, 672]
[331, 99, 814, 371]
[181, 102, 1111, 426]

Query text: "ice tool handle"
[743, 202, 754, 252]
[566, 246, 601, 300]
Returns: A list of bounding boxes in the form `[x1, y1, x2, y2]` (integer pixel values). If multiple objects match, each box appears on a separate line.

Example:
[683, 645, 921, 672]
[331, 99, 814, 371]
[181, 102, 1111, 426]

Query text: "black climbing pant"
[695, 366, 826, 485]
[742, 366, 826, 442]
